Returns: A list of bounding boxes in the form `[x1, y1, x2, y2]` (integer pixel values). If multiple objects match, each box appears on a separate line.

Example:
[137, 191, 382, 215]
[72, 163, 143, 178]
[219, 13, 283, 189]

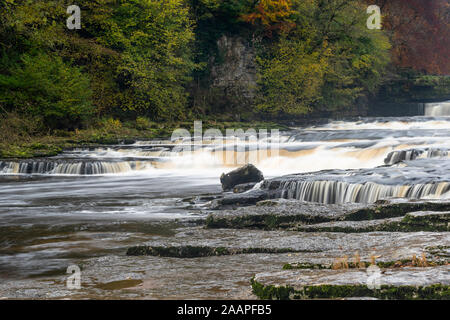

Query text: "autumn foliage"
[375, 0, 450, 75]
[244, 0, 449, 74]
[242, 0, 295, 35]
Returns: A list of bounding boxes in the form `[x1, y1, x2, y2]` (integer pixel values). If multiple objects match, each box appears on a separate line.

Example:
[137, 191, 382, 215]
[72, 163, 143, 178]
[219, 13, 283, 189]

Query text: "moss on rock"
[126, 245, 301, 258]
[205, 202, 450, 231]
[251, 279, 450, 300]
[344, 202, 450, 221]
[295, 211, 450, 233]
[205, 213, 333, 230]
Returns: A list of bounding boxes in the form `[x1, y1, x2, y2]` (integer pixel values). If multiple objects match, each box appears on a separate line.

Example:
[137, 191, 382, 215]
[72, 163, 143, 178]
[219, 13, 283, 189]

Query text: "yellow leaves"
[242, 0, 295, 35]
[352, 55, 372, 70]
[256, 37, 328, 115]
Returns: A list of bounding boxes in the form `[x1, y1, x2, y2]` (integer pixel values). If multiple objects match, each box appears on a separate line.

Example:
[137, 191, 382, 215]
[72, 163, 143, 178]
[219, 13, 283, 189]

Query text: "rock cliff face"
[209, 35, 257, 106]
[204, 35, 450, 120]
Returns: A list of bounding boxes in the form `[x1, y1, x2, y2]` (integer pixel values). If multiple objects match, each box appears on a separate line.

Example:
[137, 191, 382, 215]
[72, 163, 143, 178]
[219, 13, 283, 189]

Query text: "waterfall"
[276, 180, 450, 204]
[424, 101, 450, 116]
[0, 160, 152, 175]
[427, 149, 449, 158]
[384, 149, 423, 165]
[384, 148, 449, 165]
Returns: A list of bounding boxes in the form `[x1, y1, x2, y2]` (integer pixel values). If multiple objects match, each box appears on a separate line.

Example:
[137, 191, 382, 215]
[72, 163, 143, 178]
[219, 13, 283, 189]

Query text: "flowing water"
[1, 102, 450, 298]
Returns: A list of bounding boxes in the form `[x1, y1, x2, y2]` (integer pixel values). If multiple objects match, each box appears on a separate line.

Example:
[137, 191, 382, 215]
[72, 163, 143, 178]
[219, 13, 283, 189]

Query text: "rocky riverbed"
[123, 197, 449, 300]
[1, 115, 450, 299]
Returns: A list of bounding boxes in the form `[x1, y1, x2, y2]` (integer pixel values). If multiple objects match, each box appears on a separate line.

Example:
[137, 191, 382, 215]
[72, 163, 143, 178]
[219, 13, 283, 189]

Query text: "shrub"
[0, 112, 43, 144]
[0, 53, 94, 130]
[135, 116, 152, 130]
[99, 117, 123, 133]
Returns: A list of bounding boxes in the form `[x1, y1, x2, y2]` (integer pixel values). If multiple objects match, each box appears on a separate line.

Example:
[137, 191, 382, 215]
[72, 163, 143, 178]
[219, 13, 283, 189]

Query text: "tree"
[374, 0, 449, 75]
[102, 0, 197, 120]
[251, 0, 390, 116]
[242, 0, 295, 35]
[0, 0, 198, 125]
[0, 53, 93, 129]
[256, 38, 327, 115]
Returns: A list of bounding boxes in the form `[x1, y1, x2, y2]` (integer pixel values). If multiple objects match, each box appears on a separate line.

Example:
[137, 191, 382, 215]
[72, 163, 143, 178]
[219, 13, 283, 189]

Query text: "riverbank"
[0, 120, 289, 159]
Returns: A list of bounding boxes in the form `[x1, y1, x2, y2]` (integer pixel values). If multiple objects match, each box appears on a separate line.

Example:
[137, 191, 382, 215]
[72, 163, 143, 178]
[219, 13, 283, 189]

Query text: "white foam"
[425, 101, 450, 116]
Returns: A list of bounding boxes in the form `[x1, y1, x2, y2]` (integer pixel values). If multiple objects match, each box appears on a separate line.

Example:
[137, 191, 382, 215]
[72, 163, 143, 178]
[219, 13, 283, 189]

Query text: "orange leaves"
[242, 0, 295, 35]
[244, 0, 292, 26]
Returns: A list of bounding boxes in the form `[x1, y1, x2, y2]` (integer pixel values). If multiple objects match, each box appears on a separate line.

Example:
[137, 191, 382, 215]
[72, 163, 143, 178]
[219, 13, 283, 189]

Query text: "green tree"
[107, 0, 197, 120]
[0, 53, 93, 129]
[313, 1, 390, 113]
[256, 38, 328, 115]
[250, 0, 390, 116]
[0, 0, 197, 124]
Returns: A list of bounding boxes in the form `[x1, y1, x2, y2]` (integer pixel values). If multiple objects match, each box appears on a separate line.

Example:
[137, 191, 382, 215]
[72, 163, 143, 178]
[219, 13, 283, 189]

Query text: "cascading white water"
[33, 116, 450, 177]
[384, 148, 449, 165]
[424, 101, 450, 116]
[384, 149, 422, 165]
[2, 116, 450, 204]
[278, 180, 450, 204]
[0, 160, 152, 175]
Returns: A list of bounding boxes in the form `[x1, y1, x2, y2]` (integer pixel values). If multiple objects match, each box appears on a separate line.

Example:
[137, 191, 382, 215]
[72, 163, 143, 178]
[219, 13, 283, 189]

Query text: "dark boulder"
[220, 164, 264, 191]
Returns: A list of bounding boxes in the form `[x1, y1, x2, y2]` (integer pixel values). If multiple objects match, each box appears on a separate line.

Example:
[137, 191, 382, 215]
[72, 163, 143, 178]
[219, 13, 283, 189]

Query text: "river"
[0, 101, 449, 299]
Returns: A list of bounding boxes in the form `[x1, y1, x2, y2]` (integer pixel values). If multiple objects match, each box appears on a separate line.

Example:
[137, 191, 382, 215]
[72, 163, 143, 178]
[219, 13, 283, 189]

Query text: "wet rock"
[220, 164, 264, 191]
[95, 279, 142, 291]
[126, 245, 300, 258]
[294, 211, 450, 232]
[182, 195, 221, 205]
[205, 199, 450, 230]
[119, 139, 137, 145]
[256, 200, 280, 206]
[293, 217, 404, 233]
[233, 182, 257, 193]
[251, 265, 450, 300]
[426, 245, 450, 259]
[343, 201, 450, 221]
[205, 200, 364, 229]
[208, 189, 268, 210]
[403, 210, 449, 225]
[125, 226, 449, 263]
[283, 257, 447, 270]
